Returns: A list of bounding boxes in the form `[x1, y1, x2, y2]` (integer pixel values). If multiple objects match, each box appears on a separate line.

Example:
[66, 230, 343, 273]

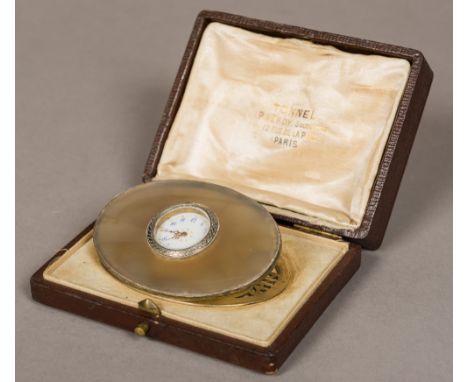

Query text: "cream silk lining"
[44, 226, 349, 347]
[155, 22, 410, 230]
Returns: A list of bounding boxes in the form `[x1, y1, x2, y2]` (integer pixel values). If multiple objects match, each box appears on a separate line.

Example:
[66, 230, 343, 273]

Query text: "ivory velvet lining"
[155, 22, 411, 230]
[43, 226, 349, 347]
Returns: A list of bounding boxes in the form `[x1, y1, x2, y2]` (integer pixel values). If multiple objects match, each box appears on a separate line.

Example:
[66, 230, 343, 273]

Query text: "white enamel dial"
[155, 211, 210, 250]
[147, 203, 219, 259]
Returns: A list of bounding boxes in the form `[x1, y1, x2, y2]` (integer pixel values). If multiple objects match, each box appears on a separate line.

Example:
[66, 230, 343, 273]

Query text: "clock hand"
[161, 229, 184, 234]
[169, 230, 188, 239]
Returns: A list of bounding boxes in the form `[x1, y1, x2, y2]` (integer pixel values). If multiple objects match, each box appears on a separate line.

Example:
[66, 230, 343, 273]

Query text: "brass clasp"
[134, 299, 161, 337]
[138, 298, 161, 319]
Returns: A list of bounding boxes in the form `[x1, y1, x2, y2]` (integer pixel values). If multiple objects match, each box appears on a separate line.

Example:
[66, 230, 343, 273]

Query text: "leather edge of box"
[358, 56, 434, 249]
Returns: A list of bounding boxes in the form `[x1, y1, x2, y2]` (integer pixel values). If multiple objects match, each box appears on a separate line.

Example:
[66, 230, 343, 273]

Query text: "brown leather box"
[30, 10, 433, 374]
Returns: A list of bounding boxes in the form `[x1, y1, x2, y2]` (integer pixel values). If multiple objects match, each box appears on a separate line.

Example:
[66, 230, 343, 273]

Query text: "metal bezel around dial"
[146, 202, 219, 259]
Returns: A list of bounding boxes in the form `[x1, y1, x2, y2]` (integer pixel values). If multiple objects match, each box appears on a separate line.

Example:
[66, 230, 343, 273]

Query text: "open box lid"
[143, 11, 433, 250]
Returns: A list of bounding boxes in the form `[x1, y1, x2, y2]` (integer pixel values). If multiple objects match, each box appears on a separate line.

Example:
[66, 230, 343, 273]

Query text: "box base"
[31, 223, 360, 373]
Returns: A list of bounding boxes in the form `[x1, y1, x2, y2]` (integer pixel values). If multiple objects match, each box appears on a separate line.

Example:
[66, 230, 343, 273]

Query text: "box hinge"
[293, 224, 343, 241]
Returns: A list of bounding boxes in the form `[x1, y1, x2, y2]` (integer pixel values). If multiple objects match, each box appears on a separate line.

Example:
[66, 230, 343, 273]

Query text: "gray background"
[16, 0, 452, 381]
